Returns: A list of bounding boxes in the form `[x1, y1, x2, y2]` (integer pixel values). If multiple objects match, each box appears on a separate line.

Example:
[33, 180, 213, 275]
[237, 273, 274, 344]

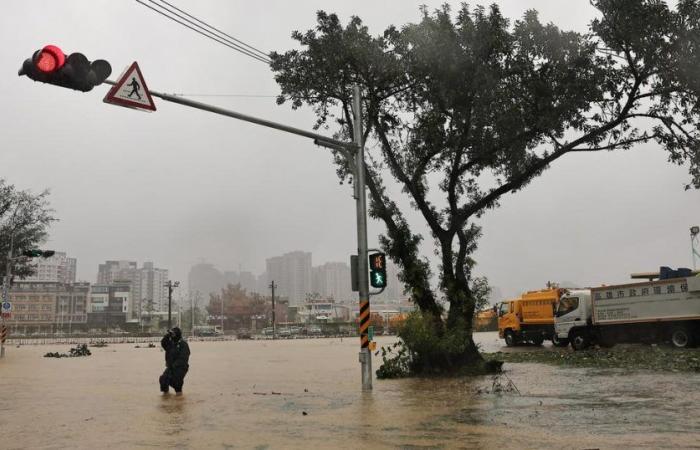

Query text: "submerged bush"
[377, 310, 501, 379]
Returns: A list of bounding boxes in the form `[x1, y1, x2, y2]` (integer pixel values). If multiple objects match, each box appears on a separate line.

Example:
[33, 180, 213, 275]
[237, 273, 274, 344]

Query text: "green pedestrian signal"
[369, 253, 387, 288]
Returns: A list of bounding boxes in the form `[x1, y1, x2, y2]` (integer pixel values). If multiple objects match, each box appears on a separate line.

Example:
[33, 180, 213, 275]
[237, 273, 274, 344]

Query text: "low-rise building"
[298, 299, 350, 323]
[55, 282, 90, 332]
[6, 281, 63, 334]
[87, 283, 131, 330]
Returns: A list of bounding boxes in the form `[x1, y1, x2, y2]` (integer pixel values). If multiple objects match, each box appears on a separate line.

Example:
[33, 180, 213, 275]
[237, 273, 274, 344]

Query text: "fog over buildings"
[1, 0, 698, 304]
[188, 251, 404, 305]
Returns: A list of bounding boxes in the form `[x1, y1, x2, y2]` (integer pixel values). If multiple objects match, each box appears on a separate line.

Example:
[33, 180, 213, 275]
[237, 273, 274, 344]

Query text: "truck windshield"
[555, 297, 579, 317]
[498, 303, 509, 317]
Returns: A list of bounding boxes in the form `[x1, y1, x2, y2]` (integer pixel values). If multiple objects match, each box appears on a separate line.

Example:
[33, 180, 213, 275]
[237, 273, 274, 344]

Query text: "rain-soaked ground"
[1, 332, 699, 449]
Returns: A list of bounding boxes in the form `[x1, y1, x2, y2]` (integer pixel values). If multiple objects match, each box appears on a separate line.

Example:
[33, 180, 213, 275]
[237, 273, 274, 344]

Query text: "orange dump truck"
[497, 287, 569, 347]
[475, 308, 497, 331]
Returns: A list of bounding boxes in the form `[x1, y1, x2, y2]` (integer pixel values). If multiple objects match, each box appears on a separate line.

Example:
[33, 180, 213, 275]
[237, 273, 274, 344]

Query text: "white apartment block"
[24, 251, 77, 284]
[96, 260, 168, 312]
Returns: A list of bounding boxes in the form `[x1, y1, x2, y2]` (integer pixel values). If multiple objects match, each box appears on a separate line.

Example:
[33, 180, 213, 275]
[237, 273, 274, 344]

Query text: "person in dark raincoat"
[159, 327, 190, 395]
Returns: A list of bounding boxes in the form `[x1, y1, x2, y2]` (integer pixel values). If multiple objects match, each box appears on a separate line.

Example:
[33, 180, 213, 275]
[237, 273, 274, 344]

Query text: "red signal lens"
[35, 45, 65, 73]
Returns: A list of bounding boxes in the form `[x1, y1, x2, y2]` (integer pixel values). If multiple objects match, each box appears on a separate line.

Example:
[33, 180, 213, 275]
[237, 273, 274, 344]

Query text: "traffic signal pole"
[102, 80, 372, 389]
[352, 85, 373, 391]
[104, 80, 350, 151]
[1, 235, 13, 359]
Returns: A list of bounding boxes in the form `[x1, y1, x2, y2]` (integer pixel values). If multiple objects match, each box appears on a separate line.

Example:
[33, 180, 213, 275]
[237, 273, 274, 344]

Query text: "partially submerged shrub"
[377, 310, 501, 378]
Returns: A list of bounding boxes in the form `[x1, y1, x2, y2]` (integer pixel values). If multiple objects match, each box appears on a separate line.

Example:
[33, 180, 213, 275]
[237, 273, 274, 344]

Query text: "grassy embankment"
[482, 345, 700, 373]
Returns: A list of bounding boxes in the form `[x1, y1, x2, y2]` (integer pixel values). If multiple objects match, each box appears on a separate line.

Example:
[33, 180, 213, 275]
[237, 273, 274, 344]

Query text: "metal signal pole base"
[359, 348, 373, 391]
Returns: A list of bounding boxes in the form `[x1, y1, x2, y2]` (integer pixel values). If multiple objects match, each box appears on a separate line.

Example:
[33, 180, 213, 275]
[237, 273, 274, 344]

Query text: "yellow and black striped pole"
[359, 299, 370, 349]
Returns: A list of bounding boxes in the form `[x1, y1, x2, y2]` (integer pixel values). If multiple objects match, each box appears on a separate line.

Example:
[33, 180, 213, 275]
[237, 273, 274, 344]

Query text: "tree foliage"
[180, 305, 207, 332]
[207, 283, 268, 330]
[0, 179, 56, 281]
[271, 1, 700, 372]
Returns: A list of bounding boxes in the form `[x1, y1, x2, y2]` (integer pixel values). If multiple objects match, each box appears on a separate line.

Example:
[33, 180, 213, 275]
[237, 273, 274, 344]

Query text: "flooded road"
[1, 332, 699, 449]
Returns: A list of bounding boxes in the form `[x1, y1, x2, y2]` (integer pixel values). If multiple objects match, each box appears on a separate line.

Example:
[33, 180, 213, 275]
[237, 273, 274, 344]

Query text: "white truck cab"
[554, 289, 591, 346]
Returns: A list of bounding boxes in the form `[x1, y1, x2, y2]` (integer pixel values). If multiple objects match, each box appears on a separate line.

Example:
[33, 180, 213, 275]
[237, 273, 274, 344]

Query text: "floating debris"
[44, 344, 92, 358]
[134, 343, 156, 349]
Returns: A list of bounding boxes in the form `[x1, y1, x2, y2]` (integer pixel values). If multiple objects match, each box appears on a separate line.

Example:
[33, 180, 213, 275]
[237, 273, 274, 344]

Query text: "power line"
[172, 93, 278, 98]
[139, 0, 270, 64]
[156, 0, 270, 61]
[134, 0, 271, 64]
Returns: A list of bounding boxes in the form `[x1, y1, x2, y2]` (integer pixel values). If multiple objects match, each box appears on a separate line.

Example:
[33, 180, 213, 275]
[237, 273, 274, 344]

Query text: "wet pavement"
[1, 332, 699, 449]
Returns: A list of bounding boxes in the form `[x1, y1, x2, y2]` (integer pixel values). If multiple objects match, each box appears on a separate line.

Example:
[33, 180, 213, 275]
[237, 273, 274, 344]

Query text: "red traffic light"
[34, 45, 65, 73]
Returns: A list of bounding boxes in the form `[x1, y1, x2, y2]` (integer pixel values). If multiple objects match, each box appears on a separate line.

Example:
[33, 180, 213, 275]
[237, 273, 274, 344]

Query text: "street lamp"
[165, 280, 180, 329]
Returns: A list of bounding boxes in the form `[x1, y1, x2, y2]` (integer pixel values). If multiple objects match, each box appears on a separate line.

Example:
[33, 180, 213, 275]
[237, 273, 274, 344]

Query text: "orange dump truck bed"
[498, 287, 564, 346]
[518, 289, 561, 324]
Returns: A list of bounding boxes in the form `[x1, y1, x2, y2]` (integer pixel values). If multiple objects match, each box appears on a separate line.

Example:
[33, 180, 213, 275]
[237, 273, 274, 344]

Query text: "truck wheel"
[552, 334, 569, 347]
[531, 335, 544, 346]
[504, 330, 517, 347]
[671, 327, 693, 348]
[570, 332, 590, 351]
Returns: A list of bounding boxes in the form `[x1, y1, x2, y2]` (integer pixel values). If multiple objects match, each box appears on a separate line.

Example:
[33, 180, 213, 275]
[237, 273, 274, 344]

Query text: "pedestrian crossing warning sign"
[103, 62, 156, 111]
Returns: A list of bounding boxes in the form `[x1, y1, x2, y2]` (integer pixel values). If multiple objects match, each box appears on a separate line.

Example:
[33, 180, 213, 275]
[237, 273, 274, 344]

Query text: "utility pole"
[190, 291, 194, 336]
[2, 205, 24, 358]
[352, 85, 372, 391]
[220, 294, 224, 336]
[269, 280, 277, 340]
[165, 280, 179, 329]
[1, 234, 13, 359]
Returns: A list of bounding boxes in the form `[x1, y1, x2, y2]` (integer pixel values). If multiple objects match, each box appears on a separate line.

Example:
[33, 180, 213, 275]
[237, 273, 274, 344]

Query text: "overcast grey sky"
[1, 1, 698, 300]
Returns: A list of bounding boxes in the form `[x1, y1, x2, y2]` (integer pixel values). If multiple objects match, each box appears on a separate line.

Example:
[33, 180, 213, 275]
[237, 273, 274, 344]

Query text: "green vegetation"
[483, 346, 700, 373]
[0, 179, 56, 280]
[377, 311, 502, 379]
[272, 1, 700, 375]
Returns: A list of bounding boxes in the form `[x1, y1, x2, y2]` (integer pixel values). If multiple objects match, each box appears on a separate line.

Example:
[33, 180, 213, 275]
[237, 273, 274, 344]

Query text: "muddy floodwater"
[1, 332, 699, 449]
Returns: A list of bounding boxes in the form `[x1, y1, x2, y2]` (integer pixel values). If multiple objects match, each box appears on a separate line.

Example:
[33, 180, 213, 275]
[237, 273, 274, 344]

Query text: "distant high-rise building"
[97, 260, 137, 285]
[188, 263, 224, 301]
[312, 262, 352, 302]
[96, 260, 168, 312]
[137, 262, 169, 311]
[256, 272, 269, 296]
[24, 251, 77, 284]
[266, 251, 312, 306]
[224, 270, 258, 293]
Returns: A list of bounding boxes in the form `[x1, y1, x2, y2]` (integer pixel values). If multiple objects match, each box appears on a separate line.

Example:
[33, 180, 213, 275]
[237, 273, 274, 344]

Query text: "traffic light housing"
[19, 45, 111, 92]
[369, 253, 387, 289]
[22, 249, 55, 258]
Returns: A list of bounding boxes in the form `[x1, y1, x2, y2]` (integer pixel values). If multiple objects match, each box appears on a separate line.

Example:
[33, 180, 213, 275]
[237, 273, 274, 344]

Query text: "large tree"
[271, 0, 700, 374]
[207, 284, 268, 330]
[0, 179, 56, 282]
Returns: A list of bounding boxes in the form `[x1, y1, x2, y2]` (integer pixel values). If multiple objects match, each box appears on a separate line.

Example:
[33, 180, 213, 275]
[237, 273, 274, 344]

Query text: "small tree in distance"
[0, 179, 56, 281]
[271, 0, 700, 375]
